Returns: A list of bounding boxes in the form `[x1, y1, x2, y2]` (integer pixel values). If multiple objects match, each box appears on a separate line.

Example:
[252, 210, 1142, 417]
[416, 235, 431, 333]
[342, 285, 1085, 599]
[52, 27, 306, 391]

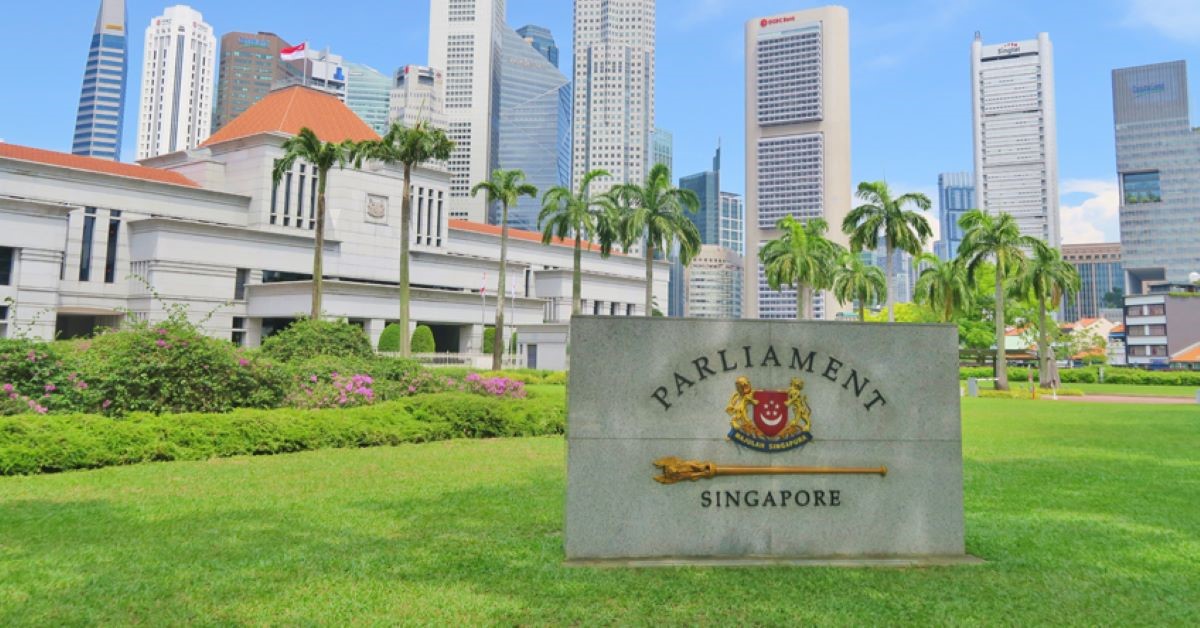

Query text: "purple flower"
[466, 373, 481, 382]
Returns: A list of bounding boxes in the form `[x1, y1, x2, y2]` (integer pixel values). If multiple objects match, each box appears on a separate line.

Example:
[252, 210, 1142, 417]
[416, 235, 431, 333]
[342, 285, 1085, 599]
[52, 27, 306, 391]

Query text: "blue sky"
[3, 0, 1198, 245]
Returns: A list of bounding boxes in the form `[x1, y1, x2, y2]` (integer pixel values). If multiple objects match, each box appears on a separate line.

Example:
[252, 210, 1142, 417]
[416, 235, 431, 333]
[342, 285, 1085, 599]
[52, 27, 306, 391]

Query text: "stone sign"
[565, 317, 974, 565]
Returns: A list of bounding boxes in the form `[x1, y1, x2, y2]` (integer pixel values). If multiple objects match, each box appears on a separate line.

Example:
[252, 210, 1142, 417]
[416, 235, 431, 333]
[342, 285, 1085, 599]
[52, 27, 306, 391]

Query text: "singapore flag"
[280, 42, 307, 61]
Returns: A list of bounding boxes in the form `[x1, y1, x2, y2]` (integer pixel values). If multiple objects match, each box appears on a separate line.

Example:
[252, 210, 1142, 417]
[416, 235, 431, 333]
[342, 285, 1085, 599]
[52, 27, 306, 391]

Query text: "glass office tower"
[73, 0, 127, 160]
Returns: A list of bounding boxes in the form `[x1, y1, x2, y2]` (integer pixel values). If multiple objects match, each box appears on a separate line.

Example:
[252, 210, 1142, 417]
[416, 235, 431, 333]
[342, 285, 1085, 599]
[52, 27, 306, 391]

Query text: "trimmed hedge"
[960, 366, 1200, 386]
[0, 391, 566, 476]
[410, 325, 435, 353]
[260, 319, 373, 363]
[377, 323, 403, 352]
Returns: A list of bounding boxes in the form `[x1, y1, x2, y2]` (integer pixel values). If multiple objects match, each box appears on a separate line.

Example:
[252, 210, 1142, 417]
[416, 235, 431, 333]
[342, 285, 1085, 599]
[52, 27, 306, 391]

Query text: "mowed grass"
[1073, 382, 1199, 398]
[0, 399, 1198, 625]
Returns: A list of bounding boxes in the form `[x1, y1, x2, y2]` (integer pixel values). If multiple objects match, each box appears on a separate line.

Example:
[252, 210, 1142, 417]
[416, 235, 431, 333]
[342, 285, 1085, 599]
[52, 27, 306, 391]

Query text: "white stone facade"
[0, 135, 667, 367]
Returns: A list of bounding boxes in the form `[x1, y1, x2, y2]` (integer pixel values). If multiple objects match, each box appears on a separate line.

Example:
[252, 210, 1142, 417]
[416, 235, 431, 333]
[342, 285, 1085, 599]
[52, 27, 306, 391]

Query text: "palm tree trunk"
[994, 259, 1009, 391]
[493, 202, 509, 370]
[797, 285, 811, 320]
[1038, 297, 1049, 388]
[886, 243, 896, 323]
[311, 169, 327, 320]
[858, 299, 866, 322]
[399, 164, 413, 358]
[644, 242, 655, 316]
[572, 234, 582, 316]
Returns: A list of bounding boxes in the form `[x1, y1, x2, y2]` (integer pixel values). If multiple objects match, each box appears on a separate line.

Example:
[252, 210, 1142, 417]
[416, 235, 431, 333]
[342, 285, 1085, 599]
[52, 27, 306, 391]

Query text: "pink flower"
[76, 381, 89, 390]
[7, 393, 16, 400]
[408, 385, 416, 393]
[310, 375, 318, 383]
[26, 351, 37, 362]
[44, 384, 57, 393]
[238, 358, 250, 367]
[1, 383, 12, 393]
[156, 328, 168, 335]
[102, 399, 112, 409]
[156, 339, 167, 348]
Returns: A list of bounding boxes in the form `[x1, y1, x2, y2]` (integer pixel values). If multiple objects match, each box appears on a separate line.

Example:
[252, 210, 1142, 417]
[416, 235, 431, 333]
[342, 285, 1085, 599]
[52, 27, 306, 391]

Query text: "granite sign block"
[565, 317, 972, 564]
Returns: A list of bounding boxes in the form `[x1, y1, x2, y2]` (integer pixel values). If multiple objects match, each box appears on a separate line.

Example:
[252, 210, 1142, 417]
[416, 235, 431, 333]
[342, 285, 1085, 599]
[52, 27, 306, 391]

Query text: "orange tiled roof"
[1111, 324, 1125, 334]
[448, 219, 623, 255]
[1078, 317, 1099, 327]
[202, 86, 380, 148]
[1172, 342, 1200, 363]
[0, 143, 199, 188]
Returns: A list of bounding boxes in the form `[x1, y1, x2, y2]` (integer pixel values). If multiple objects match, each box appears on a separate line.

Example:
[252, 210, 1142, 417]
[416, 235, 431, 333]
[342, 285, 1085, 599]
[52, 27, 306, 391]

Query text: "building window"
[79, 207, 97, 282]
[0, 247, 13, 285]
[103, 210, 121, 283]
[593, 300, 601, 315]
[1147, 304, 1165, 316]
[1122, 171, 1161, 204]
[234, 268, 249, 300]
[1125, 305, 1142, 317]
[232, 316, 246, 346]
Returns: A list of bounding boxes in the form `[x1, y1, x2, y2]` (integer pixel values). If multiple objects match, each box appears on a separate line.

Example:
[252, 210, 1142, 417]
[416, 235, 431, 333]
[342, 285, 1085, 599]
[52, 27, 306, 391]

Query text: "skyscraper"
[1061, 243, 1123, 322]
[136, 5, 216, 159]
[390, 65, 446, 129]
[516, 24, 559, 68]
[971, 33, 1060, 246]
[345, 62, 392, 135]
[73, 0, 128, 161]
[572, 0, 656, 196]
[719, 192, 745, 256]
[744, 7, 852, 320]
[1112, 60, 1200, 292]
[679, 146, 722, 246]
[652, 127, 672, 173]
[685, 245, 743, 319]
[936, 172, 975, 260]
[213, 32, 297, 133]
[428, 0, 505, 222]
[494, 24, 572, 230]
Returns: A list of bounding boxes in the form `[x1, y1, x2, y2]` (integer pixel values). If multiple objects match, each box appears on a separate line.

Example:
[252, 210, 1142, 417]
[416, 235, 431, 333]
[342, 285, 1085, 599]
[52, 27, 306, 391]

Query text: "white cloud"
[1126, 0, 1200, 42]
[1059, 179, 1120, 245]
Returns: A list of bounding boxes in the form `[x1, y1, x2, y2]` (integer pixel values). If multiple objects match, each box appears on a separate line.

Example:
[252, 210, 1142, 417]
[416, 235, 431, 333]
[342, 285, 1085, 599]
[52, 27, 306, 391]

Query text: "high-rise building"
[744, 7, 852, 320]
[213, 32, 297, 133]
[679, 147, 721, 245]
[971, 33, 1060, 246]
[935, 172, 975, 260]
[428, 0, 505, 222]
[685, 245, 743, 319]
[719, 192, 745, 256]
[652, 127, 672, 173]
[516, 24, 559, 68]
[494, 25, 572, 230]
[572, 0, 656, 196]
[282, 48, 348, 101]
[1112, 60, 1200, 293]
[136, 5, 216, 159]
[390, 65, 447, 129]
[1061, 243, 1123, 322]
[73, 0, 128, 161]
[345, 62, 392, 134]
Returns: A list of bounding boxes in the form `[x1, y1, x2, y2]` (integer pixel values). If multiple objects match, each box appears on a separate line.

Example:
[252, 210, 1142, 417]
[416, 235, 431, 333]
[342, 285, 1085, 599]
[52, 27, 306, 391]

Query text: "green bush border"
[0, 391, 566, 476]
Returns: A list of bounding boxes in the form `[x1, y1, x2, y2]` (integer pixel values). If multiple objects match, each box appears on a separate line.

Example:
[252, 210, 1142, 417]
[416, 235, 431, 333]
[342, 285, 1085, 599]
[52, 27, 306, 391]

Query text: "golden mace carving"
[653, 457, 888, 485]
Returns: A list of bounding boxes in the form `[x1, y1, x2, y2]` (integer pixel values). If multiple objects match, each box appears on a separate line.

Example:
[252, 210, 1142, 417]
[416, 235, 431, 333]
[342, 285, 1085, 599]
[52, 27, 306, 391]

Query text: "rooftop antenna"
[974, 31, 981, 41]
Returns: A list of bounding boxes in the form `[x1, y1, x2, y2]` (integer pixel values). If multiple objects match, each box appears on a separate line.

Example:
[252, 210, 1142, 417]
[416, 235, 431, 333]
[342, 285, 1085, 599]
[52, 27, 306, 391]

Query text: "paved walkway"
[1055, 394, 1197, 405]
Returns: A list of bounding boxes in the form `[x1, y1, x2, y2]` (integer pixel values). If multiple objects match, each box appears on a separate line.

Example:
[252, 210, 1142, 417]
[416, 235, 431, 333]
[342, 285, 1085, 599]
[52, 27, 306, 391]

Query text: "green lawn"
[1072, 382, 1199, 398]
[1, 399, 1198, 624]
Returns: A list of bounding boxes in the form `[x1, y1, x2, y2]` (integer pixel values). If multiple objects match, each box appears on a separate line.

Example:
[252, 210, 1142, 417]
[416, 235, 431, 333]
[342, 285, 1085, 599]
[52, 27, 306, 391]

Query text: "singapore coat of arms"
[725, 376, 814, 453]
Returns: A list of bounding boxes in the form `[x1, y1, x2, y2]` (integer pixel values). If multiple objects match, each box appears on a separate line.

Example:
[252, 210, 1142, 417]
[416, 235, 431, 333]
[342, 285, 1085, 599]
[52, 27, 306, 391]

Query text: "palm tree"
[613, 163, 701, 316]
[1014, 245, 1080, 387]
[472, 169, 538, 370]
[352, 121, 453, 357]
[913, 253, 972, 323]
[842, 181, 933, 322]
[760, 216, 845, 319]
[958, 209, 1044, 391]
[832, 251, 887, 321]
[537, 169, 612, 317]
[272, 128, 357, 320]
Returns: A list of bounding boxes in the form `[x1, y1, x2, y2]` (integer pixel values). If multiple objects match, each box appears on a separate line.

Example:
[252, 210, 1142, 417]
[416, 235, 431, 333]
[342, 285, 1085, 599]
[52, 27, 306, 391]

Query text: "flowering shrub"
[286, 372, 376, 409]
[460, 373, 526, 399]
[0, 340, 102, 414]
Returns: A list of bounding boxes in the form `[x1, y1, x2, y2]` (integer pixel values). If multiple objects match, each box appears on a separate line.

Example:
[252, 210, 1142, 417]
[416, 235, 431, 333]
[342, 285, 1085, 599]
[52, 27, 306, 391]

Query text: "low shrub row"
[959, 366, 1200, 386]
[0, 390, 567, 476]
[976, 388, 1084, 400]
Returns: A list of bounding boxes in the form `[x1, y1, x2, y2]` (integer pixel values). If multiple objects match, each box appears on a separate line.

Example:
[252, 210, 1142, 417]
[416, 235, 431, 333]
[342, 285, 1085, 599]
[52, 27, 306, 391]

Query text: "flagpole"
[480, 272, 487, 355]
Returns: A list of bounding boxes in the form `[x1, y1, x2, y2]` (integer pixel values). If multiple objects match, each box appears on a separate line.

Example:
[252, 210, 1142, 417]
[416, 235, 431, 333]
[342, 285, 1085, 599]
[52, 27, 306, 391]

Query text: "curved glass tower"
[72, 0, 127, 160]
